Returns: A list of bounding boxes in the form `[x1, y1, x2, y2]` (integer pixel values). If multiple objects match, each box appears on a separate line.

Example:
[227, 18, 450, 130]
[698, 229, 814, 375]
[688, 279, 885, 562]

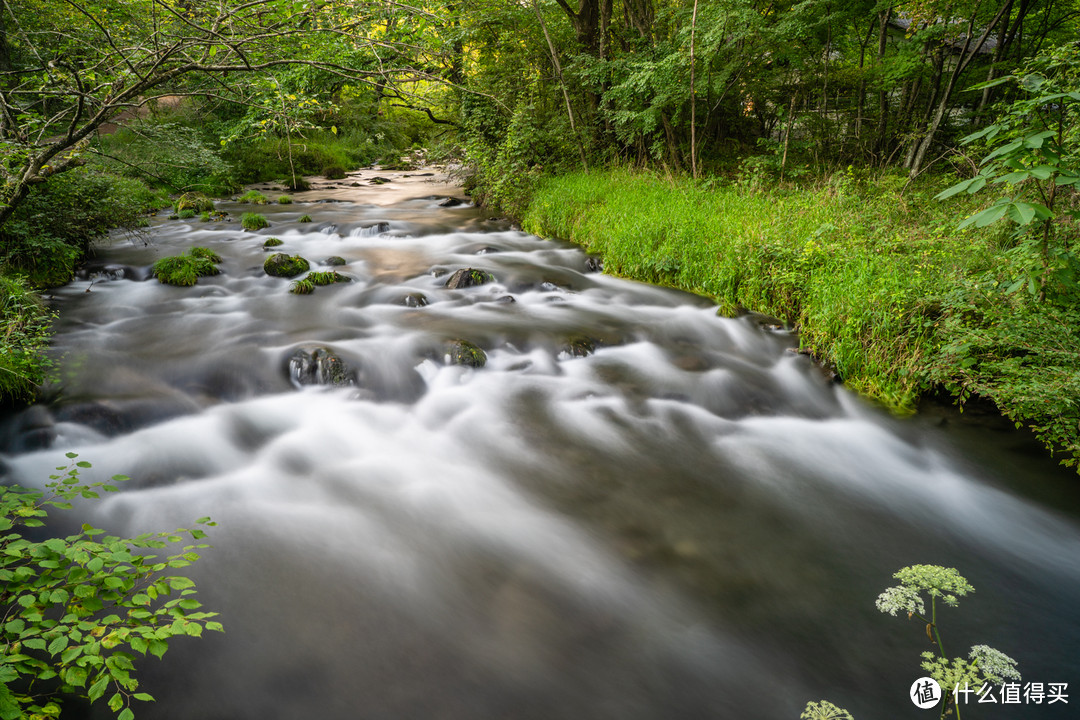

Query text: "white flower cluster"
[969, 644, 1022, 683]
[875, 585, 926, 617]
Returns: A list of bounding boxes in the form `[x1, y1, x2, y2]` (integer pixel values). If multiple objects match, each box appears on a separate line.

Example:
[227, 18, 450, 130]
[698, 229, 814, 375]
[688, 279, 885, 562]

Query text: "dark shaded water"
[2, 170, 1078, 719]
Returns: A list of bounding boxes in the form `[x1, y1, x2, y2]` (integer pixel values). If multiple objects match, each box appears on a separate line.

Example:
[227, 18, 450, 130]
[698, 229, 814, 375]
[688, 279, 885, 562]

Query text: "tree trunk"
[690, 0, 699, 179]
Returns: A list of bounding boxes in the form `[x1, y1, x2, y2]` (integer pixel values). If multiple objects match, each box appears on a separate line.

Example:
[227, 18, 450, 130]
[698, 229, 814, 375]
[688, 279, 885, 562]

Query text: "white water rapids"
[1, 170, 1077, 719]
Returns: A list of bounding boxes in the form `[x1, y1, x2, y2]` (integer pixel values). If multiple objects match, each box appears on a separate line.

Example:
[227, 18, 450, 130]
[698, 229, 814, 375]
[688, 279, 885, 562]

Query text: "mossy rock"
[563, 337, 596, 357]
[297, 214, 313, 223]
[369, 177, 391, 185]
[152, 247, 222, 286]
[241, 212, 270, 231]
[322, 165, 347, 180]
[444, 267, 495, 289]
[264, 253, 310, 278]
[238, 190, 269, 205]
[307, 271, 349, 286]
[443, 339, 487, 368]
[324, 256, 347, 266]
[175, 192, 215, 213]
[263, 238, 284, 248]
[287, 346, 353, 387]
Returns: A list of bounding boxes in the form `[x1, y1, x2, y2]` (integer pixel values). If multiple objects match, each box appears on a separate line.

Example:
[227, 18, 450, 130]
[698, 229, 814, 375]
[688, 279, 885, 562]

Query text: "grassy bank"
[521, 169, 1080, 470]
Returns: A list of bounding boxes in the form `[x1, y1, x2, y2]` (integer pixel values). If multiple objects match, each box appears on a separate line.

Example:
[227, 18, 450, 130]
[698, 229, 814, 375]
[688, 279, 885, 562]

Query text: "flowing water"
[2, 170, 1078, 719]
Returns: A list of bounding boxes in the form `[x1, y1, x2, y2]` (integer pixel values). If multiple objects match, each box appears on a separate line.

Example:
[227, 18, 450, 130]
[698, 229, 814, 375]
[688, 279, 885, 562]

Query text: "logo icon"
[911, 677, 942, 709]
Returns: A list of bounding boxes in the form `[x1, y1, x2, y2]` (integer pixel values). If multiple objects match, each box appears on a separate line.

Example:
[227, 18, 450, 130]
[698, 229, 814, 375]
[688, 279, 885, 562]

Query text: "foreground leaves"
[0, 455, 221, 720]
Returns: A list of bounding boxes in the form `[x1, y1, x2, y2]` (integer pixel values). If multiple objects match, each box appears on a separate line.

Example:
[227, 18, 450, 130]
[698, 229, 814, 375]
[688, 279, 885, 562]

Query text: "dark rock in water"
[403, 293, 429, 308]
[0, 405, 56, 453]
[370, 177, 392, 185]
[264, 253, 310, 278]
[539, 281, 563, 293]
[563, 337, 596, 357]
[494, 295, 516, 304]
[429, 267, 449, 278]
[438, 197, 464, 207]
[287, 346, 354, 388]
[350, 182, 361, 187]
[475, 246, 500, 255]
[324, 256, 347, 267]
[445, 267, 495, 289]
[585, 256, 603, 273]
[443, 339, 487, 368]
[416, 173, 435, 177]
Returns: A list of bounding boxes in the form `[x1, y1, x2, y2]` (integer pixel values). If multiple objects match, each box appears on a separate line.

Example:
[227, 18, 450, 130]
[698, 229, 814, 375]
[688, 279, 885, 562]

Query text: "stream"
[1, 169, 1078, 719]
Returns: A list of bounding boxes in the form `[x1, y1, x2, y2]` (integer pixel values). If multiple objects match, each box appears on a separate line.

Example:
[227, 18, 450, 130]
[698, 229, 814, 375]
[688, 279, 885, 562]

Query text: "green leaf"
[1028, 165, 1055, 180]
[133, 693, 155, 702]
[934, 178, 975, 200]
[119, 709, 135, 720]
[88, 674, 109, 702]
[48, 635, 69, 656]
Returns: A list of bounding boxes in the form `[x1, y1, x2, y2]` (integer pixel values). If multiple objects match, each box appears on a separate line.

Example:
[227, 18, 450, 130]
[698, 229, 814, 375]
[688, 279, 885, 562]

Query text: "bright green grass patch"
[238, 190, 269, 204]
[241, 212, 270, 231]
[298, 214, 313, 223]
[522, 169, 1080, 469]
[151, 247, 222, 286]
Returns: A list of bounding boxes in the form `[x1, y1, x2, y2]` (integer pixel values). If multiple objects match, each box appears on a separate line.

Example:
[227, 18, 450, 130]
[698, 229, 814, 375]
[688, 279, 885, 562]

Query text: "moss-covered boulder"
[263, 238, 284, 248]
[175, 192, 216, 213]
[444, 268, 495, 289]
[264, 253, 310, 278]
[152, 247, 222, 286]
[443, 339, 487, 368]
[324, 256, 347, 266]
[307, 271, 349, 286]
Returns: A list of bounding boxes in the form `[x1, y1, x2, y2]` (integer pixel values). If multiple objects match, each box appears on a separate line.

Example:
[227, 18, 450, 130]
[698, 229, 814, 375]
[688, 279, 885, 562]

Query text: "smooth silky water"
[2, 171, 1077, 719]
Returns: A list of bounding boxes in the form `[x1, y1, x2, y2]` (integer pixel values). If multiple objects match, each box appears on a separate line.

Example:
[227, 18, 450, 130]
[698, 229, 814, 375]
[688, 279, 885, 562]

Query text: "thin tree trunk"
[534, 0, 589, 172]
[690, 0, 699, 179]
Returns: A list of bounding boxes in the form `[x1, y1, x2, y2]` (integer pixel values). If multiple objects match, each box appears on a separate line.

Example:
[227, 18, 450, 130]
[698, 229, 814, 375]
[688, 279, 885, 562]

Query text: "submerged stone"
[403, 293, 429, 308]
[443, 339, 487, 368]
[287, 346, 354, 387]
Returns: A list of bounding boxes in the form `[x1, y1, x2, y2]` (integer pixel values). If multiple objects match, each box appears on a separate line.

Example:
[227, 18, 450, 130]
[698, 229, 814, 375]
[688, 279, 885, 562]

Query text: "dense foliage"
[1, 456, 220, 720]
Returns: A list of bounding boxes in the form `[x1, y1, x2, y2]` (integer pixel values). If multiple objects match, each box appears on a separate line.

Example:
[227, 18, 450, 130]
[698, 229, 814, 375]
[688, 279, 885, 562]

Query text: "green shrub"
[297, 214, 313, 223]
[0, 169, 166, 287]
[237, 190, 269, 205]
[0, 273, 53, 404]
[277, 195, 293, 204]
[199, 211, 211, 222]
[240, 213, 269, 231]
[177, 209, 197, 219]
[0, 455, 221, 720]
[151, 247, 222, 286]
[322, 165, 346, 180]
[262, 238, 284, 248]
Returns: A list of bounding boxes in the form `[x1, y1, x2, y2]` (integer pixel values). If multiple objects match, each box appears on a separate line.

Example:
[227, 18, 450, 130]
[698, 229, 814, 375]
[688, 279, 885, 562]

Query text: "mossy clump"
[152, 247, 222, 286]
[199, 211, 211, 222]
[277, 195, 293, 204]
[238, 190, 269, 204]
[175, 192, 215, 213]
[241, 212, 270, 231]
[168, 213, 180, 220]
[443, 339, 487, 368]
[322, 165, 347, 180]
[177, 208, 197, 219]
[307, 271, 349, 286]
[297, 214, 313, 223]
[264, 253, 310, 278]
[324, 256, 346, 266]
[263, 237, 284, 248]
[290, 278, 315, 295]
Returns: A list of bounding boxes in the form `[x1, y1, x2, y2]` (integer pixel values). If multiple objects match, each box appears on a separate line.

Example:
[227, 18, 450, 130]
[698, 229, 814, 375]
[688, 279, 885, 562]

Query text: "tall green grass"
[522, 169, 1080, 468]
